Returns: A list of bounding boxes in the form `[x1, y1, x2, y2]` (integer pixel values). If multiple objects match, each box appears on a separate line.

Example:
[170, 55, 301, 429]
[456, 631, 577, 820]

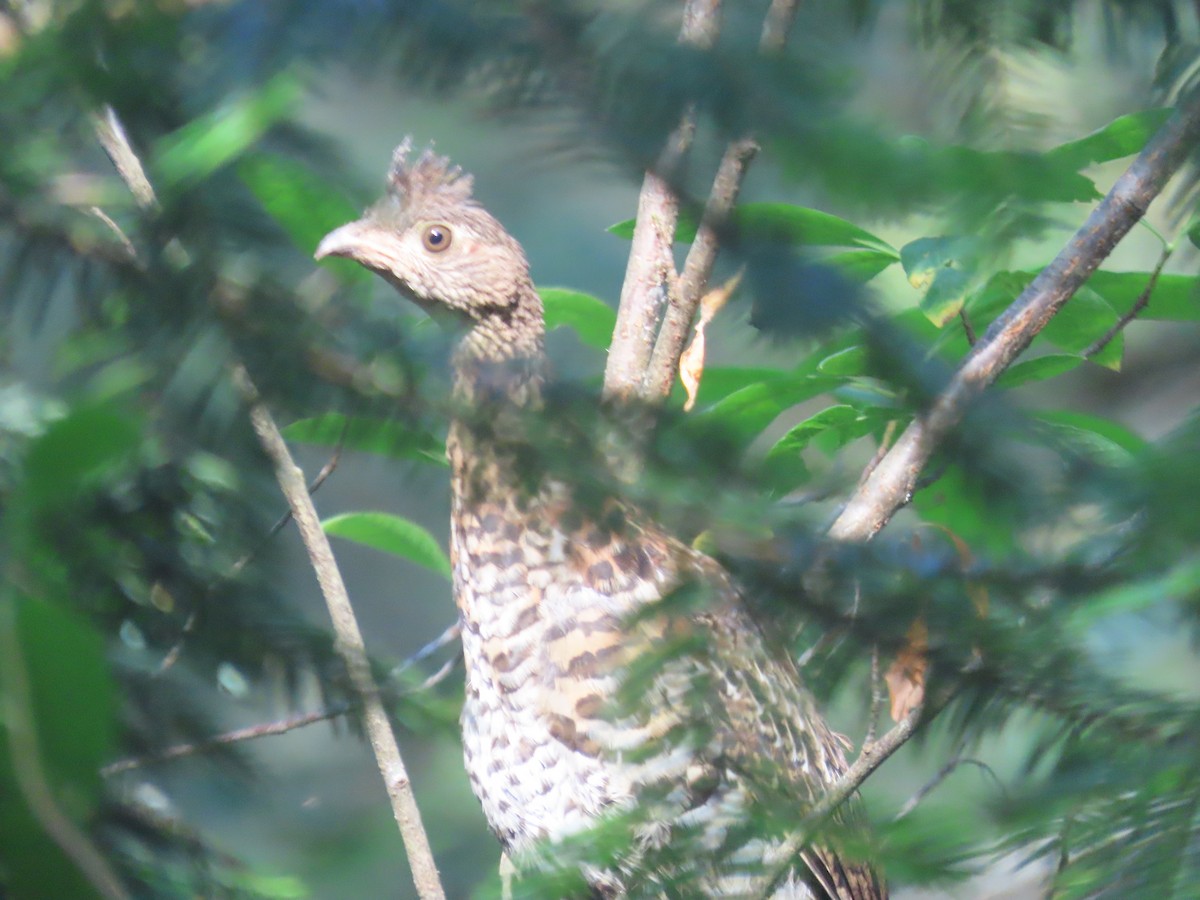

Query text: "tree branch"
[636, 0, 802, 402]
[100, 706, 348, 777]
[769, 701, 923, 888]
[236, 367, 445, 900]
[106, 618, 462, 778]
[90, 107, 445, 900]
[830, 87, 1200, 542]
[602, 0, 721, 401]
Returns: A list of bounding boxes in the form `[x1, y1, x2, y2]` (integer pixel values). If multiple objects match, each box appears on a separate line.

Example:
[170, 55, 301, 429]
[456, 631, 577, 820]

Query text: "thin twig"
[863, 644, 883, 749]
[92, 106, 158, 211]
[100, 706, 349, 777]
[830, 87, 1200, 542]
[109, 620, 462, 777]
[959, 308, 977, 346]
[393, 620, 462, 676]
[91, 105, 445, 900]
[642, 138, 758, 400]
[1083, 242, 1172, 359]
[0, 597, 131, 899]
[768, 701, 923, 888]
[893, 741, 1004, 819]
[236, 366, 446, 900]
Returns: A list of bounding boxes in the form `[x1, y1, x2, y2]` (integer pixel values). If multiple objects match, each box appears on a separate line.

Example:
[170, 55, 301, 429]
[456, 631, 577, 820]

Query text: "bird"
[315, 142, 887, 899]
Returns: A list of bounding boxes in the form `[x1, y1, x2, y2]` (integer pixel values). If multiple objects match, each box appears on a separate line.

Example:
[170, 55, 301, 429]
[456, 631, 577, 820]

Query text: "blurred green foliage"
[1, 0, 1200, 898]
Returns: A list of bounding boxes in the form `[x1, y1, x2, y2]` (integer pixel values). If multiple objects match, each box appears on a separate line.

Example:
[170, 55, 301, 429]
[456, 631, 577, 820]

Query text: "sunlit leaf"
[539, 288, 616, 350]
[154, 72, 302, 187]
[1085, 271, 1199, 322]
[322, 512, 451, 578]
[1047, 108, 1172, 170]
[0, 595, 118, 900]
[901, 237, 978, 326]
[1035, 410, 1147, 462]
[239, 152, 364, 263]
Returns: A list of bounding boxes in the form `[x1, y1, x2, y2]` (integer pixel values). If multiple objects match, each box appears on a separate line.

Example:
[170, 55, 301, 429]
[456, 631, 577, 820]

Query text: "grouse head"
[316, 141, 539, 339]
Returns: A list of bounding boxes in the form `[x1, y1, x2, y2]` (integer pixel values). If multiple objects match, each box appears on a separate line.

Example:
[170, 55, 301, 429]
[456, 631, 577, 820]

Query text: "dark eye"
[422, 224, 452, 253]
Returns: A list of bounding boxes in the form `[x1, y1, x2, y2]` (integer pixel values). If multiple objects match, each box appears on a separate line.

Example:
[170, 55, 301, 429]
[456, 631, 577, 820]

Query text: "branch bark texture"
[830, 87, 1200, 543]
[602, 0, 721, 401]
[89, 108, 445, 900]
[238, 369, 445, 900]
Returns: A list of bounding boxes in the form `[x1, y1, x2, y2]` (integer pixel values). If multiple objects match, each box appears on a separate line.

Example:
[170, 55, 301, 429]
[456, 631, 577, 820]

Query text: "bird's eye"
[422, 224, 452, 253]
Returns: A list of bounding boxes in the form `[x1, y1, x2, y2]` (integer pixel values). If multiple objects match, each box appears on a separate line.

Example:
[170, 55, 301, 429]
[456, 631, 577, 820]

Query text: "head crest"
[387, 138, 475, 208]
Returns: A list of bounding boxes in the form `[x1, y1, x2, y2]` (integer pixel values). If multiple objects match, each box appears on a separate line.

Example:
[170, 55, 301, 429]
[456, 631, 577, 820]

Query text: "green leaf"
[824, 249, 899, 283]
[154, 72, 302, 188]
[901, 237, 978, 326]
[767, 405, 865, 459]
[1046, 108, 1173, 170]
[539, 288, 616, 350]
[283, 415, 446, 465]
[682, 367, 780, 406]
[239, 153, 363, 261]
[1084, 271, 1199, 322]
[696, 372, 835, 448]
[997, 354, 1082, 387]
[1035, 410, 1148, 459]
[1040, 287, 1122, 370]
[21, 406, 140, 509]
[0, 595, 118, 900]
[608, 203, 897, 254]
[322, 512, 451, 578]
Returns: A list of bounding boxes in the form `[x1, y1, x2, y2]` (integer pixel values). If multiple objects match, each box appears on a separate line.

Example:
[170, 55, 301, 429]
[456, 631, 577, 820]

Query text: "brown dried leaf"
[886, 618, 927, 722]
[679, 326, 706, 412]
[679, 269, 743, 411]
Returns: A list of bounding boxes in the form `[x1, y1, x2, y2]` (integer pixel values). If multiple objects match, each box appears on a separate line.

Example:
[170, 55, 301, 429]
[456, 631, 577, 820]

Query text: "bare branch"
[92, 106, 158, 212]
[760, 0, 801, 53]
[830, 87, 1200, 542]
[816, 701, 923, 820]
[642, 138, 758, 400]
[603, 0, 722, 401]
[91, 105, 445, 900]
[100, 707, 348, 777]
[236, 366, 446, 900]
[640, 1, 802, 402]
[769, 701, 923, 887]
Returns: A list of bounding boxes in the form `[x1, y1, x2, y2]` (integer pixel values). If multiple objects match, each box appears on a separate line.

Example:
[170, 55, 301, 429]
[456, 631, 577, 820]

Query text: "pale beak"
[314, 220, 370, 261]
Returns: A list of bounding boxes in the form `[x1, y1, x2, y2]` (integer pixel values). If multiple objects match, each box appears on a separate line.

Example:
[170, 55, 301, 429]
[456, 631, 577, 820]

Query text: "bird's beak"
[314, 220, 369, 261]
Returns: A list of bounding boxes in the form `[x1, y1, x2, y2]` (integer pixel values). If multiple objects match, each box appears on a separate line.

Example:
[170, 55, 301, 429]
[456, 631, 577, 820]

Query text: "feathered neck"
[450, 282, 547, 409]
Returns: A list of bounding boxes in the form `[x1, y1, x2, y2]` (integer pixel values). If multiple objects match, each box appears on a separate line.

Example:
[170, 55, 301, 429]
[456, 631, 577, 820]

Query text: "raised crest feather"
[388, 138, 475, 206]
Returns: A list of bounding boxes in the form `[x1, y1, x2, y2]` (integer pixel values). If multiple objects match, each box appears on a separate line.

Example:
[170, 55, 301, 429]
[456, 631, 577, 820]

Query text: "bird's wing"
[700, 575, 888, 900]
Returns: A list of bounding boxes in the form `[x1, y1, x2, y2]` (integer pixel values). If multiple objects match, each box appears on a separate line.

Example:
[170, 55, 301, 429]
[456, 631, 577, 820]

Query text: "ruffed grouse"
[316, 144, 887, 899]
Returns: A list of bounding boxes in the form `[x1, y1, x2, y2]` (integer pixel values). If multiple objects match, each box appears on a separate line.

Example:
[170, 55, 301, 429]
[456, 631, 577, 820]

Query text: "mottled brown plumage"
[316, 143, 887, 898]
